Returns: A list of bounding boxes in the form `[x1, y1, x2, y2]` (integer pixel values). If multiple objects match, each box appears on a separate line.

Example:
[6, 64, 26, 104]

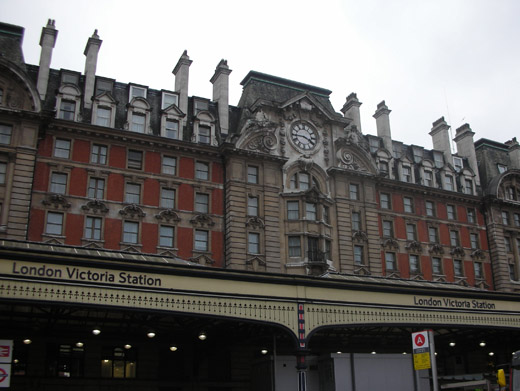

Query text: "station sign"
[412, 331, 431, 370]
[0, 340, 13, 388]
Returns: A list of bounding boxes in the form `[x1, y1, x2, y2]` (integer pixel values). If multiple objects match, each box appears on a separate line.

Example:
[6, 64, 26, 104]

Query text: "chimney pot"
[341, 92, 362, 131]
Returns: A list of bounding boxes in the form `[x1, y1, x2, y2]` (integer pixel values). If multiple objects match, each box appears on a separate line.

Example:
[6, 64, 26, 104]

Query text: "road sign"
[412, 331, 431, 370]
[0, 364, 11, 388]
[0, 341, 12, 363]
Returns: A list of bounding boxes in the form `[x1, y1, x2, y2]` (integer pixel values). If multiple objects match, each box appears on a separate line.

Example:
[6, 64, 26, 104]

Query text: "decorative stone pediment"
[121, 245, 141, 253]
[83, 241, 103, 249]
[81, 200, 109, 214]
[119, 204, 146, 218]
[246, 256, 267, 272]
[337, 125, 369, 152]
[455, 277, 469, 287]
[43, 237, 64, 245]
[157, 249, 178, 258]
[433, 275, 447, 283]
[155, 209, 181, 223]
[475, 279, 489, 289]
[354, 265, 371, 276]
[352, 230, 368, 243]
[386, 270, 401, 279]
[246, 216, 265, 229]
[428, 244, 445, 255]
[189, 253, 215, 265]
[405, 240, 423, 253]
[450, 246, 465, 257]
[470, 249, 486, 260]
[190, 214, 215, 227]
[410, 273, 425, 281]
[162, 103, 185, 116]
[42, 194, 71, 209]
[381, 238, 399, 250]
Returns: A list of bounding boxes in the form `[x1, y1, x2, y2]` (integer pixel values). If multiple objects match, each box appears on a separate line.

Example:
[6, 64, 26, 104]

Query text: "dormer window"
[434, 152, 444, 168]
[95, 79, 113, 96]
[96, 107, 111, 127]
[199, 125, 210, 144]
[369, 138, 380, 153]
[453, 157, 463, 172]
[402, 166, 412, 183]
[195, 99, 209, 113]
[59, 100, 76, 120]
[165, 120, 179, 139]
[61, 72, 79, 85]
[424, 170, 433, 186]
[444, 175, 454, 191]
[56, 84, 81, 122]
[129, 85, 147, 99]
[131, 113, 146, 133]
[162, 92, 179, 110]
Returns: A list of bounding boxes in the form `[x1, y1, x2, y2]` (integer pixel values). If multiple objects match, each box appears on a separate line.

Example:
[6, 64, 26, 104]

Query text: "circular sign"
[0, 367, 7, 383]
[414, 334, 426, 347]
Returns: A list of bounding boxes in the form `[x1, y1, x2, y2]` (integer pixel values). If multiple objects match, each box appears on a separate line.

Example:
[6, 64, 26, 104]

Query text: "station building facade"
[0, 19, 520, 391]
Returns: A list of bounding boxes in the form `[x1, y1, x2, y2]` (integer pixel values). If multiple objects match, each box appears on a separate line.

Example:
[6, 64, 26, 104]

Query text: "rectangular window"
[425, 201, 435, 217]
[160, 188, 175, 209]
[464, 179, 473, 195]
[514, 213, 520, 227]
[131, 113, 145, 133]
[0, 162, 7, 184]
[165, 120, 179, 139]
[50, 172, 67, 194]
[447, 205, 456, 220]
[454, 259, 463, 277]
[505, 237, 512, 252]
[385, 252, 396, 270]
[194, 230, 209, 251]
[199, 126, 211, 144]
[450, 230, 460, 247]
[306, 202, 317, 221]
[247, 166, 259, 184]
[467, 208, 476, 224]
[288, 236, 301, 257]
[59, 100, 76, 120]
[195, 161, 209, 180]
[127, 150, 143, 170]
[88, 177, 105, 199]
[248, 232, 260, 254]
[195, 193, 209, 214]
[0, 124, 12, 144]
[130, 85, 146, 99]
[453, 157, 463, 172]
[409, 254, 420, 273]
[428, 227, 439, 243]
[406, 224, 417, 241]
[502, 211, 510, 225]
[349, 183, 359, 200]
[46, 212, 63, 235]
[383, 220, 393, 237]
[354, 245, 364, 265]
[159, 226, 174, 248]
[444, 175, 454, 191]
[470, 233, 479, 249]
[91, 144, 107, 165]
[248, 196, 258, 216]
[95, 79, 113, 96]
[403, 197, 414, 213]
[125, 183, 141, 204]
[474, 262, 483, 279]
[96, 107, 111, 127]
[352, 212, 361, 231]
[101, 347, 136, 379]
[379, 161, 389, 174]
[54, 343, 84, 378]
[380, 193, 391, 209]
[424, 171, 433, 187]
[85, 216, 102, 240]
[123, 221, 138, 244]
[323, 206, 330, 224]
[432, 257, 442, 275]
[54, 139, 71, 158]
[510, 264, 516, 281]
[287, 201, 299, 220]
[162, 156, 177, 175]
[402, 166, 411, 182]
[195, 100, 209, 113]
[162, 92, 178, 109]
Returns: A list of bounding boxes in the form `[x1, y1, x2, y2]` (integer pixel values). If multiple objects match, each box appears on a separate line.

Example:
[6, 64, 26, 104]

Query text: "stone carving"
[81, 200, 109, 214]
[246, 132, 278, 153]
[405, 240, 423, 253]
[119, 204, 146, 218]
[155, 209, 181, 223]
[470, 249, 486, 260]
[246, 216, 265, 229]
[42, 194, 71, 209]
[381, 238, 399, 250]
[450, 246, 465, 257]
[189, 253, 215, 265]
[428, 243, 445, 255]
[352, 230, 368, 243]
[190, 214, 215, 227]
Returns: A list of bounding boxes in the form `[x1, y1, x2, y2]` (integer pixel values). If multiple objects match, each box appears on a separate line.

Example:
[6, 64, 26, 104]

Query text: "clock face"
[291, 123, 317, 150]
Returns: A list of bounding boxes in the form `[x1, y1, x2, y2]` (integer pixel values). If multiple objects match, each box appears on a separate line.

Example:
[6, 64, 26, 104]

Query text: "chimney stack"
[430, 117, 453, 164]
[341, 93, 362, 132]
[210, 59, 232, 136]
[173, 50, 192, 128]
[83, 29, 102, 109]
[373, 101, 392, 152]
[454, 123, 480, 185]
[36, 19, 58, 100]
[505, 137, 520, 169]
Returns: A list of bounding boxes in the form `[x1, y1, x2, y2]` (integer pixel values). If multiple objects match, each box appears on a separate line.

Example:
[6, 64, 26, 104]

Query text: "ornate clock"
[290, 123, 318, 151]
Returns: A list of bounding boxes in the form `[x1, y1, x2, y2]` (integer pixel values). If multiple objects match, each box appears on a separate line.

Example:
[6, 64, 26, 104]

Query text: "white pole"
[429, 330, 439, 391]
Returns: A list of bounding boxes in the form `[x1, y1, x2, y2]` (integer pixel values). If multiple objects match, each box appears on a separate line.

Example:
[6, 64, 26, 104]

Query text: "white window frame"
[46, 212, 64, 235]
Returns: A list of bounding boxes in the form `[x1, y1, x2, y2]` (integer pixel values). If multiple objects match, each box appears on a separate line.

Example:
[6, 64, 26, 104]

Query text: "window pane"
[306, 203, 317, 220]
[123, 221, 138, 243]
[454, 260, 463, 276]
[409, 255, 419, 273]
[131, 113, 145, 133]
[432, 257, 442, 274]
[85, 216, 102, 240]
[354, 245, 363, 265]
[288, 236, 301, 257]
[96, 107, 111, 127]
[60, 101, 76, 120]
[299, 173, 310, 190]
[128, 150, 142, 169]
[349, 184, 359, 200]
[46, 212, 63, 235]
[162, 93, 178, 109]
[161, 188, 175, 209]
[0, 162, 6, 184]
[385, 253, 396, 270]
[247, 166, 258, 184]
[248, 196, 258, 216]
[159, 226, 174, 247]
[195, 193, 209, 213]
[54, 139, 71, 158]
[199, 126, 210, 144]
[381, 193, 390, 209]
[91, 144, 107, 164]
[195, 230, 208, 251]
[0, 124, 12, 144]
[195, 162, 209, 180]
[50, 173, 67, 194]
[287, 201, 299, 220]
[88, 178, 105, 199]
[248, 232, 260, 254]
[165, 120, 178, 139]
[125, 183, 141, 204]
[162, 156, 177, 175]
[352, 212, 361, 231]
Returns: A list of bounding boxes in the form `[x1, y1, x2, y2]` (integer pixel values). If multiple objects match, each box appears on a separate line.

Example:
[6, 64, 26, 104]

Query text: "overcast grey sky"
[2, 0, 519, 150]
